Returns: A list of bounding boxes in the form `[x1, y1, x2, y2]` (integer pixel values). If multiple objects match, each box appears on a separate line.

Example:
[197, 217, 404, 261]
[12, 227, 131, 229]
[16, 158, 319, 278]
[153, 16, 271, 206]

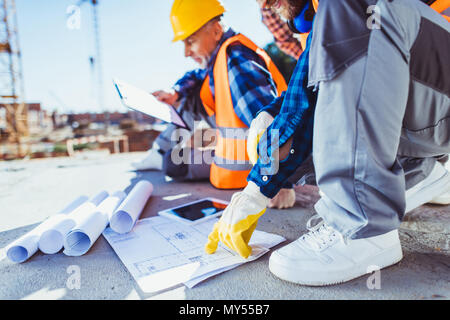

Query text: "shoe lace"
[300, 214, 345, 250]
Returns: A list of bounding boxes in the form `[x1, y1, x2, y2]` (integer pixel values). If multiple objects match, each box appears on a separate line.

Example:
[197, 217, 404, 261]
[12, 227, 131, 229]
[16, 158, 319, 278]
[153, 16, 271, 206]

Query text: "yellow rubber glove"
[247, 111, 274, 165]
[205, 181, 270, 258]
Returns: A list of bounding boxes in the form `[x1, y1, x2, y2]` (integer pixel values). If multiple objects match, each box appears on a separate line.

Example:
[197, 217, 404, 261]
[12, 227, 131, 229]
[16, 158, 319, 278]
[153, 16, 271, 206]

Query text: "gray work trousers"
[308, 0, 450, 239]
[288, 154, 449, 189]
[155, 89, 215, 181]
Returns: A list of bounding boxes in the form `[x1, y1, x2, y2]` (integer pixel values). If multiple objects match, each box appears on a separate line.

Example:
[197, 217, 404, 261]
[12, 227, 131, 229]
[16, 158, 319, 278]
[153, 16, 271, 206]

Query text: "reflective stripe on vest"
[213, 156, 254, 171]
[200, 34, 287, 189]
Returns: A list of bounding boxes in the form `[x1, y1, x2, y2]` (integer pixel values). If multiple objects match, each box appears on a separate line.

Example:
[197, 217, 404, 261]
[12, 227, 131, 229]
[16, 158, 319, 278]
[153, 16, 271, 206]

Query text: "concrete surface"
[0, 152, 449, 300]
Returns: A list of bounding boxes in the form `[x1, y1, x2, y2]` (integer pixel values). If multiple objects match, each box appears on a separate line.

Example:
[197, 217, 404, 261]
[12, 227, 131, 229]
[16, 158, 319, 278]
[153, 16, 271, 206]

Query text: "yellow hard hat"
[170, 0, 226, 42]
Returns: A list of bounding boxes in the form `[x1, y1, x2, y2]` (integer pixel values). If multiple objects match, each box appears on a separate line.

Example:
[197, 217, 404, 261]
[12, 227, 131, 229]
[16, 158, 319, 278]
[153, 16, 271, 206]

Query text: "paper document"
[38, 191, 109, 254]
[64, 191, 126, 257]
[103, 216, 285, 293]
[109, 180, 153, 234]
[4, 195, 88, 263]
[114, 78, 187, 128]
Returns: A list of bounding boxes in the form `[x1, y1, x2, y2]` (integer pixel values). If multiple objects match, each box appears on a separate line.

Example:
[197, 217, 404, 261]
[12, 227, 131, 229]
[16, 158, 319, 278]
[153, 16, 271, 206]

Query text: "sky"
[16, 0, 275, 114]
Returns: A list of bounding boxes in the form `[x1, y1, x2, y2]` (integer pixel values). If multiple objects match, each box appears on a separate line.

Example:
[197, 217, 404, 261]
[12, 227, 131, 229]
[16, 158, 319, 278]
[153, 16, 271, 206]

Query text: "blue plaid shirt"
[248, 31, 318, 198]
[173, 28, 278, 127]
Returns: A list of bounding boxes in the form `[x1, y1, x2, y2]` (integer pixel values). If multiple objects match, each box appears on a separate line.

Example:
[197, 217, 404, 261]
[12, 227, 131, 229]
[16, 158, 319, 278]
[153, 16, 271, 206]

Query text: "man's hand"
[269, 188, 296, 209]
[205, 181, 269, 259]
[247, 111, 274, 165]
[152, 89, 179, 106]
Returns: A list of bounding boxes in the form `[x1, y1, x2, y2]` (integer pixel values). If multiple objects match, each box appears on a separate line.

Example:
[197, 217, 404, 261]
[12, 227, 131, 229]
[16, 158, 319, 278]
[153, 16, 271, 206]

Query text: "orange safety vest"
[431, 0, 450, 22]
[200, 34, 287, 190]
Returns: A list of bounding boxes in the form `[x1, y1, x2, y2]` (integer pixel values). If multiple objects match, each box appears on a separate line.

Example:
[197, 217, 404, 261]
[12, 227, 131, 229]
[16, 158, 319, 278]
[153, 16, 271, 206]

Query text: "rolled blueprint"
[63, 191, 126, 256]
[5, 195, 88, 263]
[38, 191, 109, 254]
[109, 181, 154, 234]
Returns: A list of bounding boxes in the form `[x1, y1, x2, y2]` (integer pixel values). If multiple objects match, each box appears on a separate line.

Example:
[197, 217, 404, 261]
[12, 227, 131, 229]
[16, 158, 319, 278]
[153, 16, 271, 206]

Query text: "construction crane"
[0, 0, 27, 156]
[72, 0, 105, 114]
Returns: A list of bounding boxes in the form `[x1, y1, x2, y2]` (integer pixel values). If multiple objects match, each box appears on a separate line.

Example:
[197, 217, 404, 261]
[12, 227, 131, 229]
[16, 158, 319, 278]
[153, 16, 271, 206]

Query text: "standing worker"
[206, 0, 450, 286]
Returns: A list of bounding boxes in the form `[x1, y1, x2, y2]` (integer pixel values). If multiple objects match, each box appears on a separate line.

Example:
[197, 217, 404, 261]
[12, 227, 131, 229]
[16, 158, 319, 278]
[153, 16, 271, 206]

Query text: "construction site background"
[0, 102, 165, 160]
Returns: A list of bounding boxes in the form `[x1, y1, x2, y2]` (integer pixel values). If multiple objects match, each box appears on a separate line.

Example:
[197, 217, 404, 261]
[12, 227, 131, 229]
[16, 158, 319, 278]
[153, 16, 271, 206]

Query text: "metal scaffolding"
[0, 0, 27, 156]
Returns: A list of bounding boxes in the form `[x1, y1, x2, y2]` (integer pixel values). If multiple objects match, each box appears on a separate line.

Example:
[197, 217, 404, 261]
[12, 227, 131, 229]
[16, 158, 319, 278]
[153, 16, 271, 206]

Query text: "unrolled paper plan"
[103, 216, 285, 293]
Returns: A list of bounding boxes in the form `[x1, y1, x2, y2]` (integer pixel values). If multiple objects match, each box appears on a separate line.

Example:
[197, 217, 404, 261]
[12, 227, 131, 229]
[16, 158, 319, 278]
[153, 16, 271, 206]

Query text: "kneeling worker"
[134, 0, 296, 208]
[206, 0, 450, 286]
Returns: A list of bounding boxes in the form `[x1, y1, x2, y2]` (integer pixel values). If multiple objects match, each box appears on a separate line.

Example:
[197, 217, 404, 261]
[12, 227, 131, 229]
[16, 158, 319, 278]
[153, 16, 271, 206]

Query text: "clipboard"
[113, 78, 189, 130]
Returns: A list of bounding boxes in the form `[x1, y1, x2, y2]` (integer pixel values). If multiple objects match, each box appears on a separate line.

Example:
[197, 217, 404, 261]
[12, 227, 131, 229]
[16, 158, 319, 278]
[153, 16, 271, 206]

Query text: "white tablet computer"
[158, 198, 229, 225]
[113, 78, 189, 129]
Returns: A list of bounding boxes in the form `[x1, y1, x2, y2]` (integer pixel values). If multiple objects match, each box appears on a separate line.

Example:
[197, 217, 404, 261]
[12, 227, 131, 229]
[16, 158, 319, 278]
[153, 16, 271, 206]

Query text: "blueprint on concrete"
[103, 216, 285, 293]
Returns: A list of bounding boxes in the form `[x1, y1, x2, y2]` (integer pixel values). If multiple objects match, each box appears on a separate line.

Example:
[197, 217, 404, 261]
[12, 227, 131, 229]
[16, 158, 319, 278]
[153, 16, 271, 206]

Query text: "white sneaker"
[131, 147, 163, 171]
[428, 192, 450, 205]
[269, 215, 403, 286]
[405, 161, 450, 212]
